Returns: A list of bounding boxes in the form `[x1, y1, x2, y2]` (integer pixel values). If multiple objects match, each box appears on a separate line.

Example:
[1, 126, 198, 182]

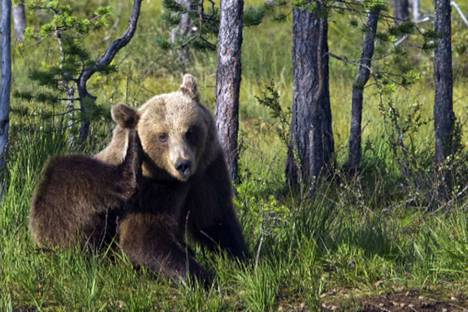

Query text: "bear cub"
[29, 104, 143, 249]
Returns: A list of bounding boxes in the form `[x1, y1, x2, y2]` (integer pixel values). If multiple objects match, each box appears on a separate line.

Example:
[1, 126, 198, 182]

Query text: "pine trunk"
[433, 0, 454, 199]
[0, 0, 11, 174]
[347, 8, 380, 173]
[215, 0, 244, 183]
[286, 0, 334, 192]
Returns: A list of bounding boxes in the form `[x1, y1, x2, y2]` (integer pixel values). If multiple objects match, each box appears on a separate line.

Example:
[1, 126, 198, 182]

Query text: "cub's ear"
[180, 73, 199, 101]
[111, 104, 139, 129]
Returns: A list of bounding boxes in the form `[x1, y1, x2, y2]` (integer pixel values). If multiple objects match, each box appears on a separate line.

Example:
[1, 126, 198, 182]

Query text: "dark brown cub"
[29, 130, 143, 249]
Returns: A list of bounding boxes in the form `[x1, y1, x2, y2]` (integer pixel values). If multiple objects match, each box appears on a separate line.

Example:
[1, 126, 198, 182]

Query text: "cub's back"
[29, 155, 121, 248]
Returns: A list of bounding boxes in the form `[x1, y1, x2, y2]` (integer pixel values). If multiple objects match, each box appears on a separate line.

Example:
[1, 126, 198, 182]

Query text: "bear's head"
[110, 74, 218, 182]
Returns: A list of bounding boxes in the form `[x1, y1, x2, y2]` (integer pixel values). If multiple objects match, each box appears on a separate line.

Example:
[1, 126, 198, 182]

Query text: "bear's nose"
[175, 160, 192, 176]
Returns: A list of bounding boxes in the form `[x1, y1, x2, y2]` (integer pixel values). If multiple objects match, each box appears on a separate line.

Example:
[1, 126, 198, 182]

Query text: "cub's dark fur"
[29, 129, 142, 249]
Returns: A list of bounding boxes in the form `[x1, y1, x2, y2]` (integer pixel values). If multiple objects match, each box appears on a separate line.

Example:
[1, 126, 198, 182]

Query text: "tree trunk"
[12, 1, 25, 41]
[0, 0, 12, 175]
[433, 0, 454, 200]
[286, 0, 334, 192]
[347, 8, 380, 174]
[77, 91, 92, 142]
[393, 0, 409, 24]
[412, 0, 420, 22]
[215, 0, 244, 183]
[170, 0, 196, 69]
[55, 30, 78, 145]
[77, 0, 142, 142]
[320, 22, 334, 174]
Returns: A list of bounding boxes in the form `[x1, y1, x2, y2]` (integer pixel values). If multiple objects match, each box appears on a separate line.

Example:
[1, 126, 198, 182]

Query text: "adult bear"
[96, 74, 248, 283]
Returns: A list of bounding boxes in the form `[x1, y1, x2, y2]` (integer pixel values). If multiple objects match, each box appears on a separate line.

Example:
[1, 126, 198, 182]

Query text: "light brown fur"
[96, 76, 219, 180]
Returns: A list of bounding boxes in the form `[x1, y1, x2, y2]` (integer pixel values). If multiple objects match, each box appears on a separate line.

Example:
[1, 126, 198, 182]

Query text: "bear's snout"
[168, 138, 196, 181]
[175, 159, 192, 177]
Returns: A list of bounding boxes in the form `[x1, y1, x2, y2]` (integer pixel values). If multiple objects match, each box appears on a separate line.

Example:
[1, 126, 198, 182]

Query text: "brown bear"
[29, 105, 143, 250]
[95, 74, 248, 283]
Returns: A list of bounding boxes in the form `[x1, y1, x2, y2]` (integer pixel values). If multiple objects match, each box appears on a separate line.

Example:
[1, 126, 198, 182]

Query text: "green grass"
[1, 0, 468, 311]
[1, 125, 466, 311]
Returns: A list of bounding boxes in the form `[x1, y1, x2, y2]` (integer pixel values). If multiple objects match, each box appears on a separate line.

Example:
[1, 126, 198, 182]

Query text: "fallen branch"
[451, 1, 468, 27]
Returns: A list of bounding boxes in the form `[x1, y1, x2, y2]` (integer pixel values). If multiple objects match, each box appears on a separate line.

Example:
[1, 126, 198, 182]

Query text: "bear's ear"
[111, 104, 140, 129]
[180, 74, 199, 101]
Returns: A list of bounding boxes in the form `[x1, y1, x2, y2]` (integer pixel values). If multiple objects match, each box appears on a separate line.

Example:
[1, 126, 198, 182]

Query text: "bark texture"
[286, 0, 334, 190]
[433, 0, 454, 198]
[0, 0, 11, 173]
[347, 8, 380, 173]
[320, 29, 334, 171]
[393, 0, 409, 24]
[77, 0, 142, 142]
[12, 1, 25, 41]
[412, 0, 420, 22]
[215, 0, 244, 183]
[54, 30, 77, 145]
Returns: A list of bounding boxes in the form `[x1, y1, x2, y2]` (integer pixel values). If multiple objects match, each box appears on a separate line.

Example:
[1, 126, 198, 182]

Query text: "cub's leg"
[116, 129, 143, 201]
[85, 130, 143, 249]
[118, 212, 212, 285]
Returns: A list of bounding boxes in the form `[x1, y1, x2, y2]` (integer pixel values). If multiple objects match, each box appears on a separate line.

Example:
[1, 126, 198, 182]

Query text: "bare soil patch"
[322, 289, 468, 312]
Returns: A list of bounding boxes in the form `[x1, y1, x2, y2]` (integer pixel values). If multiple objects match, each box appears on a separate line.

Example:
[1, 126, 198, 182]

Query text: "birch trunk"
[412, 0, 420, 22]
[12, 1, 25, 41]
[0, 0, 11, 174]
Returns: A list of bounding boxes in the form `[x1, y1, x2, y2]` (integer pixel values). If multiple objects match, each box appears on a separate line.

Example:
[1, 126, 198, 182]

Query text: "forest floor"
[321, 289, 468, 311]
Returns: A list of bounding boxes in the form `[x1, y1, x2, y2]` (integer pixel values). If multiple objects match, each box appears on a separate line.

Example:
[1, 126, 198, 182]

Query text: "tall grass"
[1, 127, 466, 310]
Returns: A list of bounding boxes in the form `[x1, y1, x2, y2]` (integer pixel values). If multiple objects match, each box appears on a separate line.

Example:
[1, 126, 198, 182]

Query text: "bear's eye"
[158, 133, 168, 143]
[185, 127, 197, 141]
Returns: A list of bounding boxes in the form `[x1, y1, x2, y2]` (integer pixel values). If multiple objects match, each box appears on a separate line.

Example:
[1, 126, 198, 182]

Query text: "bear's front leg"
[188, 208, 249, 261]
[183, 154, 249, 260]
[118, 212, 212, 285]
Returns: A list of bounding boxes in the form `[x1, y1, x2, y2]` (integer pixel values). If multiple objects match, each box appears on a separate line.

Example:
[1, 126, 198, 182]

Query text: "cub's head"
[112, 74, 217, 182]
